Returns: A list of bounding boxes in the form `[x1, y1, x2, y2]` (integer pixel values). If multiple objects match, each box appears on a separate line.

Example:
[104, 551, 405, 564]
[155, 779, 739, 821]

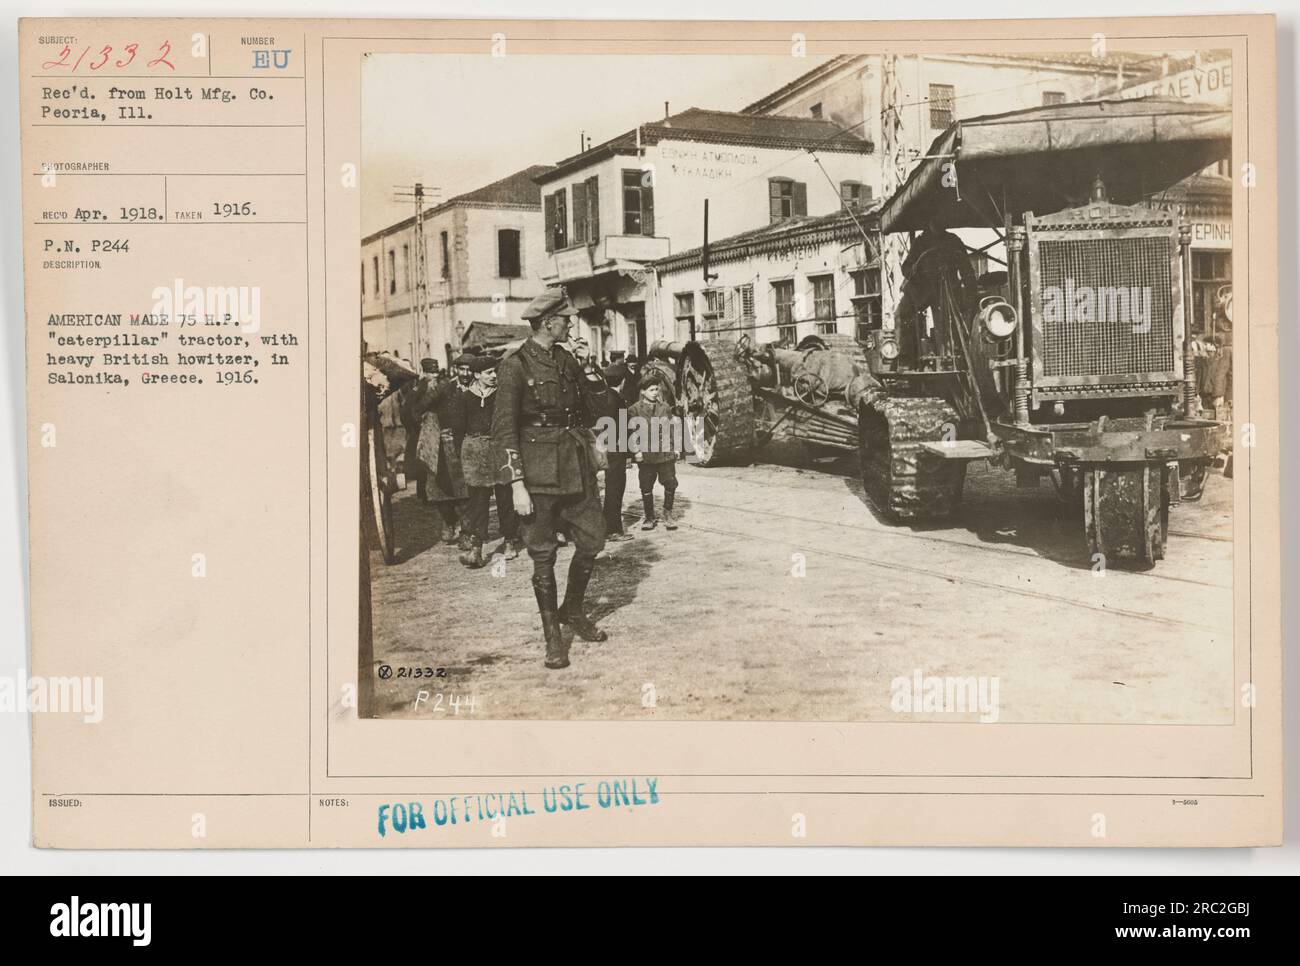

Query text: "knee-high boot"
[531, 567, 567, 669]
[558, 554, 607, 642]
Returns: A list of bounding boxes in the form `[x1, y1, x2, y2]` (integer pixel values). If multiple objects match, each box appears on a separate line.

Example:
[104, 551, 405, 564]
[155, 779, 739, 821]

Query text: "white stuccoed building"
[361, 165, 553, 367]
[533, 107, 874, 361]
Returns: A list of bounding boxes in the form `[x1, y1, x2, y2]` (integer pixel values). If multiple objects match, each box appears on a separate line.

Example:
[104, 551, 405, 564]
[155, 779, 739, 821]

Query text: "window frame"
[621, 168, 654, 237]
[768, 177, 808, 223]
[810, 273, 837, 335]
[850, 267, 883, 341]
[929, 83, 955, 130]
[497, 228, 523, 280]
[771, 278, 797, 344]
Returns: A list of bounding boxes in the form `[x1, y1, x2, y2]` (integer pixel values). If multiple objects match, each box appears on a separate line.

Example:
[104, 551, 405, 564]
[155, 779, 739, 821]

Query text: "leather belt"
[522, 411, 580, 428]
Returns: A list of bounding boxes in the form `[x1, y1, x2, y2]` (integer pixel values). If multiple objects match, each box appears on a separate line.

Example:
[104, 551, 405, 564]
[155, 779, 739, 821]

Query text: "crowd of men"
[394, 290, 683, 670]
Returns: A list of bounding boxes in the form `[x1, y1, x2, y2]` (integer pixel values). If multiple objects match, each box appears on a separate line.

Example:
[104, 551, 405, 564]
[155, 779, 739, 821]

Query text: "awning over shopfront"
[880, 98, 1232, 233]
[461, 321, 531, 349]
[562, 263, 650, 312]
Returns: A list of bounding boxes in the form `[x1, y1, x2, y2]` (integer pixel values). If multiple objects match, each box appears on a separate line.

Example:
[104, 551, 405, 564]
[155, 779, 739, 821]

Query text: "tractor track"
[681, 516, 1228, 635]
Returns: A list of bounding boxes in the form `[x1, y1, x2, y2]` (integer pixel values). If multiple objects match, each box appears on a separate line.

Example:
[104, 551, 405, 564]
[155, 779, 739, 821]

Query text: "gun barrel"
[648, 340, 687, 361]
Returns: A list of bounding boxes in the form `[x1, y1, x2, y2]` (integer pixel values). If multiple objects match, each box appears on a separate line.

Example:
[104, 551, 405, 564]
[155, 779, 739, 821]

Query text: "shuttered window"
[840, 181, 872, 209]
[622, 169, 654, 236]
[570, 175, 599, 246]
[700, 288, 726, 338]
[768, 178, 807, 223]
[544, 190, 568, 251]
[572, 181, 588, 245]
[586, 175, 600, 243]
[735, 283, 755, 337]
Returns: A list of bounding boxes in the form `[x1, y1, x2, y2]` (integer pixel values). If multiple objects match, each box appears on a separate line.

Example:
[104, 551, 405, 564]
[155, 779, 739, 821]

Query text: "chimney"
[664, 101, 670, 124]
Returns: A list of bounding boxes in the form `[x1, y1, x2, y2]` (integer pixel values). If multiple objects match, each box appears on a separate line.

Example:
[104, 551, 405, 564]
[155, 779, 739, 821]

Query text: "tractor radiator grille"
[1038, 236, 1175, 379]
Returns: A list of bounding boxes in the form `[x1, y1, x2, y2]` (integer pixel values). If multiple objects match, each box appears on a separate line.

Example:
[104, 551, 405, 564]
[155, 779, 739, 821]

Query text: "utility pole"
[394, 182, 440, 360]
[880, 55, 908, 334]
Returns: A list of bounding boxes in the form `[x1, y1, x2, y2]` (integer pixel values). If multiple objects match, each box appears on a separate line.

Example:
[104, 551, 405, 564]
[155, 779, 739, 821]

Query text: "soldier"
[895, 218, 979, 359]
[628, 373, 681, 530]
[412, 354, 470, 543]
[491, 290, 608, 670]
[459, 354, 522, 568]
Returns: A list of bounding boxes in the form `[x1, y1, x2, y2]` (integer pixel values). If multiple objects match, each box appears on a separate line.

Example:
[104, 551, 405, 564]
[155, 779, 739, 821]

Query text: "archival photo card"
[18, 15, 1280, 848]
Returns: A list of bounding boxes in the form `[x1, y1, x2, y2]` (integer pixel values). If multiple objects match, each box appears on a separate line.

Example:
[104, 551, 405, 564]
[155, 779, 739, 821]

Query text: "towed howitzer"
[647, 333, 883, 465]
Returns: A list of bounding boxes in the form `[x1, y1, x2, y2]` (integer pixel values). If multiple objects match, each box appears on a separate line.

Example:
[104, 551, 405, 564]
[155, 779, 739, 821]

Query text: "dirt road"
[366, 456, 1233, 724]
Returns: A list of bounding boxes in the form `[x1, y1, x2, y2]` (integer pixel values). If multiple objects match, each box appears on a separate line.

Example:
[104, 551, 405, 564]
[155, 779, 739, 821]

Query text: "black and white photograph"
[358, 49, 1237, 724]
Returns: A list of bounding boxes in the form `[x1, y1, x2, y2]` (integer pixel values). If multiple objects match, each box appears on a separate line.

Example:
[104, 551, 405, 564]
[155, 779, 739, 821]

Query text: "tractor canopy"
[879, 98, 1231, 233]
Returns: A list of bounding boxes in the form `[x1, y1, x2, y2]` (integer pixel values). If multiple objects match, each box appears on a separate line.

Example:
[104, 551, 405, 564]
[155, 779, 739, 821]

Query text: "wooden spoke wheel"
[793, 371, 830, 407]
[363, 388, 396, 564]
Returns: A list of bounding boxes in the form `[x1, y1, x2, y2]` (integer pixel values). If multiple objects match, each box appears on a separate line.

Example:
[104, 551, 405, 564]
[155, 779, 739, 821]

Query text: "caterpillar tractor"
[653, 99, 1232, 568]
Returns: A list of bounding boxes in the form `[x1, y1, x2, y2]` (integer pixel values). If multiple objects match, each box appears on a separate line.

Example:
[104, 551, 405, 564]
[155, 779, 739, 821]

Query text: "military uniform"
[895, 226, 978, 359]
[491, 292, 607, 669]
[589, 362, 631, 538]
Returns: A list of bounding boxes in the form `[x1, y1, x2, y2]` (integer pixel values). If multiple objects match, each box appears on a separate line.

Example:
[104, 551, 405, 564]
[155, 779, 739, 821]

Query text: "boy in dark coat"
[458, 354, 521, 568]
[628, 375, 681, 530]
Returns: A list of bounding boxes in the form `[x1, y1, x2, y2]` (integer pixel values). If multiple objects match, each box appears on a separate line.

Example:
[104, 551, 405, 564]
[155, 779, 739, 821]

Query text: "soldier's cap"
[521, 289, 577, 322]
[419, 357, 438, 371]
[452, 353, 476, 367]
[468, 355, 499, 373]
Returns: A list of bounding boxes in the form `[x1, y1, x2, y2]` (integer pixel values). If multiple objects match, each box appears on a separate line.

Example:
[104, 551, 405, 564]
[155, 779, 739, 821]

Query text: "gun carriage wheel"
[362, 386, 397, 564]
[792, 371, 830, 407]
[678, 340, 755, 467]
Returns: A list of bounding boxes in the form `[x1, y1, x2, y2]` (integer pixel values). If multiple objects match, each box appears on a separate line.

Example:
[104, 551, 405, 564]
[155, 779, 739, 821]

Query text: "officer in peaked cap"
[491, 288, 608, 669]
